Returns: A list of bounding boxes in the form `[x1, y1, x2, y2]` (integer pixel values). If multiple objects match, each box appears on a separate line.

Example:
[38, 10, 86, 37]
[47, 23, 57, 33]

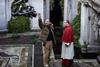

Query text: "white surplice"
[61, 42, 74, 59]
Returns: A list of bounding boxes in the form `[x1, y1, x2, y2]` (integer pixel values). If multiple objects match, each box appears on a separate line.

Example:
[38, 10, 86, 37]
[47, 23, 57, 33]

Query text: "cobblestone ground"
[49, 59, 100, 67]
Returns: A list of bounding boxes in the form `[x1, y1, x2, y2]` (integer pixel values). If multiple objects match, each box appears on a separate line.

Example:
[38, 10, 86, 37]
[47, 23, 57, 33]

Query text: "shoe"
[44, 64, 49, 67]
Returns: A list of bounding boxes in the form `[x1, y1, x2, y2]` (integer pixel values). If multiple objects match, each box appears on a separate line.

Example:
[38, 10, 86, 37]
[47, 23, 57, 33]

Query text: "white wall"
[29, 0, 44, 30]
[0, 0, 13, 31]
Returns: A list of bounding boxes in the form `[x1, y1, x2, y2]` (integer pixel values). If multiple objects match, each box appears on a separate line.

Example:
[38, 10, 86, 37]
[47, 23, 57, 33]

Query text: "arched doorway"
[50, 0, 64, 58]
[50, 0, 63, 27]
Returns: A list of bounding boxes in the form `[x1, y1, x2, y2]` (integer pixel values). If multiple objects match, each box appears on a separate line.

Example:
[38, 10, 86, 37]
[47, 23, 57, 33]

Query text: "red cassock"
[62, 26, 74, 44]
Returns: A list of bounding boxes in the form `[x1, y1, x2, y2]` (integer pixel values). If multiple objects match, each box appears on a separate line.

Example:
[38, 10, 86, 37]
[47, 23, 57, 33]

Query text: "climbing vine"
[71, 2, 81, 47]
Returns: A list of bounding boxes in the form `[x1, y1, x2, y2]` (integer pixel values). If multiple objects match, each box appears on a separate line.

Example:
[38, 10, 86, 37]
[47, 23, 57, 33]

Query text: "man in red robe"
[61, 20, 74, 67]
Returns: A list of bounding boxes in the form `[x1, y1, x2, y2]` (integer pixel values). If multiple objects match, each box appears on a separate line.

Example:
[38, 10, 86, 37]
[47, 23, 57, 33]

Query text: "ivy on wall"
[71, 2, 81, 47]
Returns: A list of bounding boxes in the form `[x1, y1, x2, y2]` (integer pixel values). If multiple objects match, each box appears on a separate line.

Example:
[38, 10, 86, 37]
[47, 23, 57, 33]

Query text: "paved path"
[49, 59, 100, 67]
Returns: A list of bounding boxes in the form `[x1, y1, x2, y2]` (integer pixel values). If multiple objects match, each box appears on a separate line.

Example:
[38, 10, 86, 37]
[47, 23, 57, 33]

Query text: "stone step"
[0, 35, 37, 44]
[81, 45, 100, 53]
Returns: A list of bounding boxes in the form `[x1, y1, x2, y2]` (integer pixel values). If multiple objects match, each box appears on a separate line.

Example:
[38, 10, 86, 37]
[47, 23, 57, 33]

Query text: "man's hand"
[38, 13, 41, 18]
[65, 44, 69, 47]
[65, 43, 70, 47]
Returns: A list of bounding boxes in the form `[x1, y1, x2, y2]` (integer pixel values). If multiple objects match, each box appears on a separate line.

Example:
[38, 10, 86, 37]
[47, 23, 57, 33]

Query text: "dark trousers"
[62, 59, 73, 67]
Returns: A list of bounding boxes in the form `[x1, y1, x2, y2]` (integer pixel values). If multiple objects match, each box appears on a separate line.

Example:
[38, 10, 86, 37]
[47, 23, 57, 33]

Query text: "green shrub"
[8, 16, 30, 33]
[54, 27, 63, 44]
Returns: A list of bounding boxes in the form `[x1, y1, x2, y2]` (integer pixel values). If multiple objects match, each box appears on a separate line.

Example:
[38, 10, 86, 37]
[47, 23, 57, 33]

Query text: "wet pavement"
[49, 59, 100, 67]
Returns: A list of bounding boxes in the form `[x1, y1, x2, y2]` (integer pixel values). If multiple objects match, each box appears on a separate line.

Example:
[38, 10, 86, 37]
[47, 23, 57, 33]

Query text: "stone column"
[0, 0, 7, 31]
[6, 0, 13, 21]
[0, 0, 13, 31]
[64, 0, 77, 22]
[64, 0, 68, 21]
[80, 3, 87, 45]
[43, 0, 50, 21]
[84, 7, 89, 44]
[71, 0, 78, 21]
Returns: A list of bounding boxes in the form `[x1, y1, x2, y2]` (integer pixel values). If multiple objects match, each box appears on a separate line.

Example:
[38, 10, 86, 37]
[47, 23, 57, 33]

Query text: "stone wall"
[0, 46, 30, 67]
[80, 0, 100, 48]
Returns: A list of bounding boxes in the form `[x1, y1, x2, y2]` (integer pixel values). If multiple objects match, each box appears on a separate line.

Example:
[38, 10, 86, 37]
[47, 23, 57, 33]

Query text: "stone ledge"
[51, 59, 97, 63]
[0, 44, 33, 47]
[81, 45, 100, 53]
[0, 35, 38, 44]
[0, 31, 41, 38]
